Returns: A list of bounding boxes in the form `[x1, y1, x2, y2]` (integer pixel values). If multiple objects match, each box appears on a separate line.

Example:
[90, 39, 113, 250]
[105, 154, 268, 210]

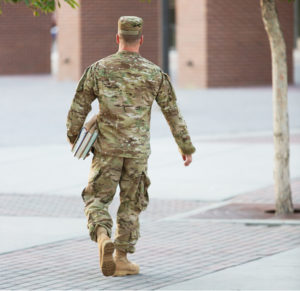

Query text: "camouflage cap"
[118, 16, 143, 36]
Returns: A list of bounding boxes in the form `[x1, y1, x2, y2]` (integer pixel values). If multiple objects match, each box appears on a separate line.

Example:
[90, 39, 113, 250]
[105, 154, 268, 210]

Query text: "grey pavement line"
[149, 144, 246, 169]
[181, 218, 300, 225]
[1, 223, 298, 290]
[159, 201, 231, 221]
[149, 143, 247, 170]
[192, 144, 247, 160]
[0, 235, 87, 256]
[161, 200, 300, 225]
[159, 179, 300, 225]
[39, 183, 86, 194]
[157, 246, 300, 291]
[192, 128, 300, 141]
[222, 176, 300, 203]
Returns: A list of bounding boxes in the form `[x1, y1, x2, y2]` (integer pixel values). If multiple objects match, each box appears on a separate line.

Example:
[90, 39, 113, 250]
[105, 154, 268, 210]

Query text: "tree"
[260, 0, 294, 215]
[0, 0, 78, 15]
[1, 0, 295, 215]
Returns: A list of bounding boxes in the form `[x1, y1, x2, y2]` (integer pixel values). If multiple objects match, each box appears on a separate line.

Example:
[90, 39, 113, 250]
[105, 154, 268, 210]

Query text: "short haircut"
[119, 33, 142, 45]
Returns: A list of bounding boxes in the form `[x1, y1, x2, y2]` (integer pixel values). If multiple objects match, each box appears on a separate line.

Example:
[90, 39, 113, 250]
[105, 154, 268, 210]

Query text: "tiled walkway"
[1, 179, 300, 290]
[1, 221, 299, 290]
[0, 194, 208, 220]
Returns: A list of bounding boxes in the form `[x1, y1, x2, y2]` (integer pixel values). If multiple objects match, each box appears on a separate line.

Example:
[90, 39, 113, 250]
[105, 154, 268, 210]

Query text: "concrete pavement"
[0, 74, 300, 200]
[0, 134, 300, 201]
[161, 247, 300, 290]
[0, 75, 299, 290]
[1, 76, 300, 146]
[0, 216, 86, 253]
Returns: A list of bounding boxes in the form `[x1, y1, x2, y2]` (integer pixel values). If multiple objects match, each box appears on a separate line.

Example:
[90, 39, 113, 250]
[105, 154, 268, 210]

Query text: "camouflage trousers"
[81, 153, 150, 253]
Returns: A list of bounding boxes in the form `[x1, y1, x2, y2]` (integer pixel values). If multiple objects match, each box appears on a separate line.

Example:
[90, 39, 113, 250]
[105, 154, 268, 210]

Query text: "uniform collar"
[117, 50, 140, 56]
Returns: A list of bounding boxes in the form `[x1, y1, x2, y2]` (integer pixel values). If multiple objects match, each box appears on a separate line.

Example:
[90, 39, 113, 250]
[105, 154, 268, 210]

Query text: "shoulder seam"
[155, 70, 164, 100]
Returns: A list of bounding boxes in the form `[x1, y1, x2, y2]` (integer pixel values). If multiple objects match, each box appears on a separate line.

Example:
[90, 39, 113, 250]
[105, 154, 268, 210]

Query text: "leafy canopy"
[0, 0, 79, 15]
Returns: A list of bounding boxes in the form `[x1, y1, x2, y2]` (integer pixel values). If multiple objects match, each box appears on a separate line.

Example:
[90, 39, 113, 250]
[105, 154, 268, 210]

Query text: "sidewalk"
[1, 179, 300, 290]
[161, 247, 300, 290]
[0, 76, 300, 290]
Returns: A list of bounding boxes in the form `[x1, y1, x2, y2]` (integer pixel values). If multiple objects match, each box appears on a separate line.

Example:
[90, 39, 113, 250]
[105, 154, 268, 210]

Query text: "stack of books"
[71, 115, 99, 160]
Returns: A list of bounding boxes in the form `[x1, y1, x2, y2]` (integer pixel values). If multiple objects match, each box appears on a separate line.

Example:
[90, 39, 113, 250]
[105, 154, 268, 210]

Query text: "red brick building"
[176, 0, 294, 87]
[0, 0, 296, 87]
[0, 2, 51, 75]
[56, 0, 162, 80]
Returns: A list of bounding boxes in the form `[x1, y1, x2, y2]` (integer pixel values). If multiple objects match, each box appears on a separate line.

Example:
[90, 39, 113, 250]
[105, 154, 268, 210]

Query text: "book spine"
[72, 128, 87, 155]
[82, 130, 99, 159]
[77, 132, 93, 159]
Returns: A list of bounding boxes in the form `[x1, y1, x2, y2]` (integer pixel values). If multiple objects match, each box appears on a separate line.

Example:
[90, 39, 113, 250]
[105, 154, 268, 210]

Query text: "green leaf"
[0, 0, 79, 14]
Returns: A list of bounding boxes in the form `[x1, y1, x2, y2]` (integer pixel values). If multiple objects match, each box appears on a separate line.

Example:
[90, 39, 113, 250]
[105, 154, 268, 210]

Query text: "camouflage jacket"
[66, 50, 196, 158]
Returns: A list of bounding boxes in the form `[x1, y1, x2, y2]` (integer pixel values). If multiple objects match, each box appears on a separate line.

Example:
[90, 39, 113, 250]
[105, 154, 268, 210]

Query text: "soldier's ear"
[116, 34, 120, 44]
[140, 35, 144, 46]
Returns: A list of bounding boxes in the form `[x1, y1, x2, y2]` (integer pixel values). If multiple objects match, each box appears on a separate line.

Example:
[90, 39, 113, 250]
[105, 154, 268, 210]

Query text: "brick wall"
[57, 0, 162, 80]
[57, 1, 81, 80]
[176, 0, 207, 87]
[177, 0, 294, 87]
[0, 2, 52, 75]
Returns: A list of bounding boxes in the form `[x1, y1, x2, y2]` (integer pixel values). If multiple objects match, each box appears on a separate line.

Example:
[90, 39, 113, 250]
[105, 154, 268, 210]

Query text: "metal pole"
[161, 0, 169, 74]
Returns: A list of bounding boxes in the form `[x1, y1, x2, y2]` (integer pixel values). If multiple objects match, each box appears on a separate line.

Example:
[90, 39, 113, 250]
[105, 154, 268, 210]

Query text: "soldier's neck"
[118, 44, 140, 54]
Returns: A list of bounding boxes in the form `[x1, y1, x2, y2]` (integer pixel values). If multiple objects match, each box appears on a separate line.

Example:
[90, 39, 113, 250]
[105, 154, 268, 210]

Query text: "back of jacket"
[67, 50, 195, 158]
[95, 50, 161, 158]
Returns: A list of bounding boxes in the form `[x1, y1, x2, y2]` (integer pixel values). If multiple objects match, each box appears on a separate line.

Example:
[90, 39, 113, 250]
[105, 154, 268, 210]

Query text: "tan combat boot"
[97, 227, 116, 276]
[113, 249, 140, 276]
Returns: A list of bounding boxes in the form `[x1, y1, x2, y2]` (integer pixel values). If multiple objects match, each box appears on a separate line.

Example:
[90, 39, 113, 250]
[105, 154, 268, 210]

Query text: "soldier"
[66, 16, 196, 277]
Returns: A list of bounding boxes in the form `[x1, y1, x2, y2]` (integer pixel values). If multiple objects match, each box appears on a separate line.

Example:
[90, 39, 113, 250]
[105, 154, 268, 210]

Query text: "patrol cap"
[118, 16, 143, 36]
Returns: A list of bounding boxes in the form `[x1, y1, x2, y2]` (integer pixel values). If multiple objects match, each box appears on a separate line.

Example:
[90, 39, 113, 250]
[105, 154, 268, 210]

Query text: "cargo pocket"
[82, 164, 102, 203]
[136, 171, 150, 211]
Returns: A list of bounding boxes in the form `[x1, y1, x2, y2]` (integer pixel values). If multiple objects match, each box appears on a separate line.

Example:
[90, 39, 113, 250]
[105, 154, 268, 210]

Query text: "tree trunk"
[260, 0, 293, 215]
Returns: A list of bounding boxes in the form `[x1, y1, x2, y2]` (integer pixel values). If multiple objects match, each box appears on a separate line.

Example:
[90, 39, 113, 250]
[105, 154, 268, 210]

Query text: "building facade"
[176, 0, 294, 87]
[0, 2, 52, 75]
[56, 0, 162, 80]
[0, 0, 297, 88]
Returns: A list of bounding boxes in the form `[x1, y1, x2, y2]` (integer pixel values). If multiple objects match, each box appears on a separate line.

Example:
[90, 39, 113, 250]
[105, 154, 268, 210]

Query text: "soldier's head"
[116, 16, 144, 48]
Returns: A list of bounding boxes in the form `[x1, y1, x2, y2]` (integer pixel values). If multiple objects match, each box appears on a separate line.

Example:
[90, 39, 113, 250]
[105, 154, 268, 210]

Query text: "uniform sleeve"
[66, 66, 97, 144]
[155, 72, 196, 155]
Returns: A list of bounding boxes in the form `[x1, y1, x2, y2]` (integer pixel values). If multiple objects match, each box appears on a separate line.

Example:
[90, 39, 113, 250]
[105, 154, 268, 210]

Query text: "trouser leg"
[114, 157, 150, 254]
[81, 154, 123, 242]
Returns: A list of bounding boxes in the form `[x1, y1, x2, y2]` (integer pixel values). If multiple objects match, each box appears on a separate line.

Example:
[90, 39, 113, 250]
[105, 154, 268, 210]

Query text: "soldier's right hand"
[182, 154, 192, 167]
[67, 139, 74, 148]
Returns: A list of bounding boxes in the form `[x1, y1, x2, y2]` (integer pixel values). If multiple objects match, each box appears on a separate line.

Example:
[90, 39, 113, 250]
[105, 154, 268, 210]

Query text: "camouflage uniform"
[66, 16, 195, 254]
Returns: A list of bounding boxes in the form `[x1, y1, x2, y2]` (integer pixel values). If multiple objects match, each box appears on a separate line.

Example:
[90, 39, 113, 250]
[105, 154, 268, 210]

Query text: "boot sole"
[100, 241, 116, 277]
[113, 265, 140, 277]
[113, 270, 139, 277]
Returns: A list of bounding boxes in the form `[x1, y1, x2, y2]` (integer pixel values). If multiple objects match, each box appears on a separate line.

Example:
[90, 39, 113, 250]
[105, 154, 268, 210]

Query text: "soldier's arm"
[66, 66, 97, 145]
[155, 72, 196, 158]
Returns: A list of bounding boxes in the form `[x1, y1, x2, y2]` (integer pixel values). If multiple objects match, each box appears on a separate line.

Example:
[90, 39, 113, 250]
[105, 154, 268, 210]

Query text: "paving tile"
[0, 193, 208, 221]
[1, 220, 300, 290]
[190, 202, 300, 220]
[230, 177, 300, 204]
[1, 179, 300, 289]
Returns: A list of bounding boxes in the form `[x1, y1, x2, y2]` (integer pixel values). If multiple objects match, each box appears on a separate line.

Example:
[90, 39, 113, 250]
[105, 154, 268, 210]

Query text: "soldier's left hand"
[182, 154, 192, 167]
